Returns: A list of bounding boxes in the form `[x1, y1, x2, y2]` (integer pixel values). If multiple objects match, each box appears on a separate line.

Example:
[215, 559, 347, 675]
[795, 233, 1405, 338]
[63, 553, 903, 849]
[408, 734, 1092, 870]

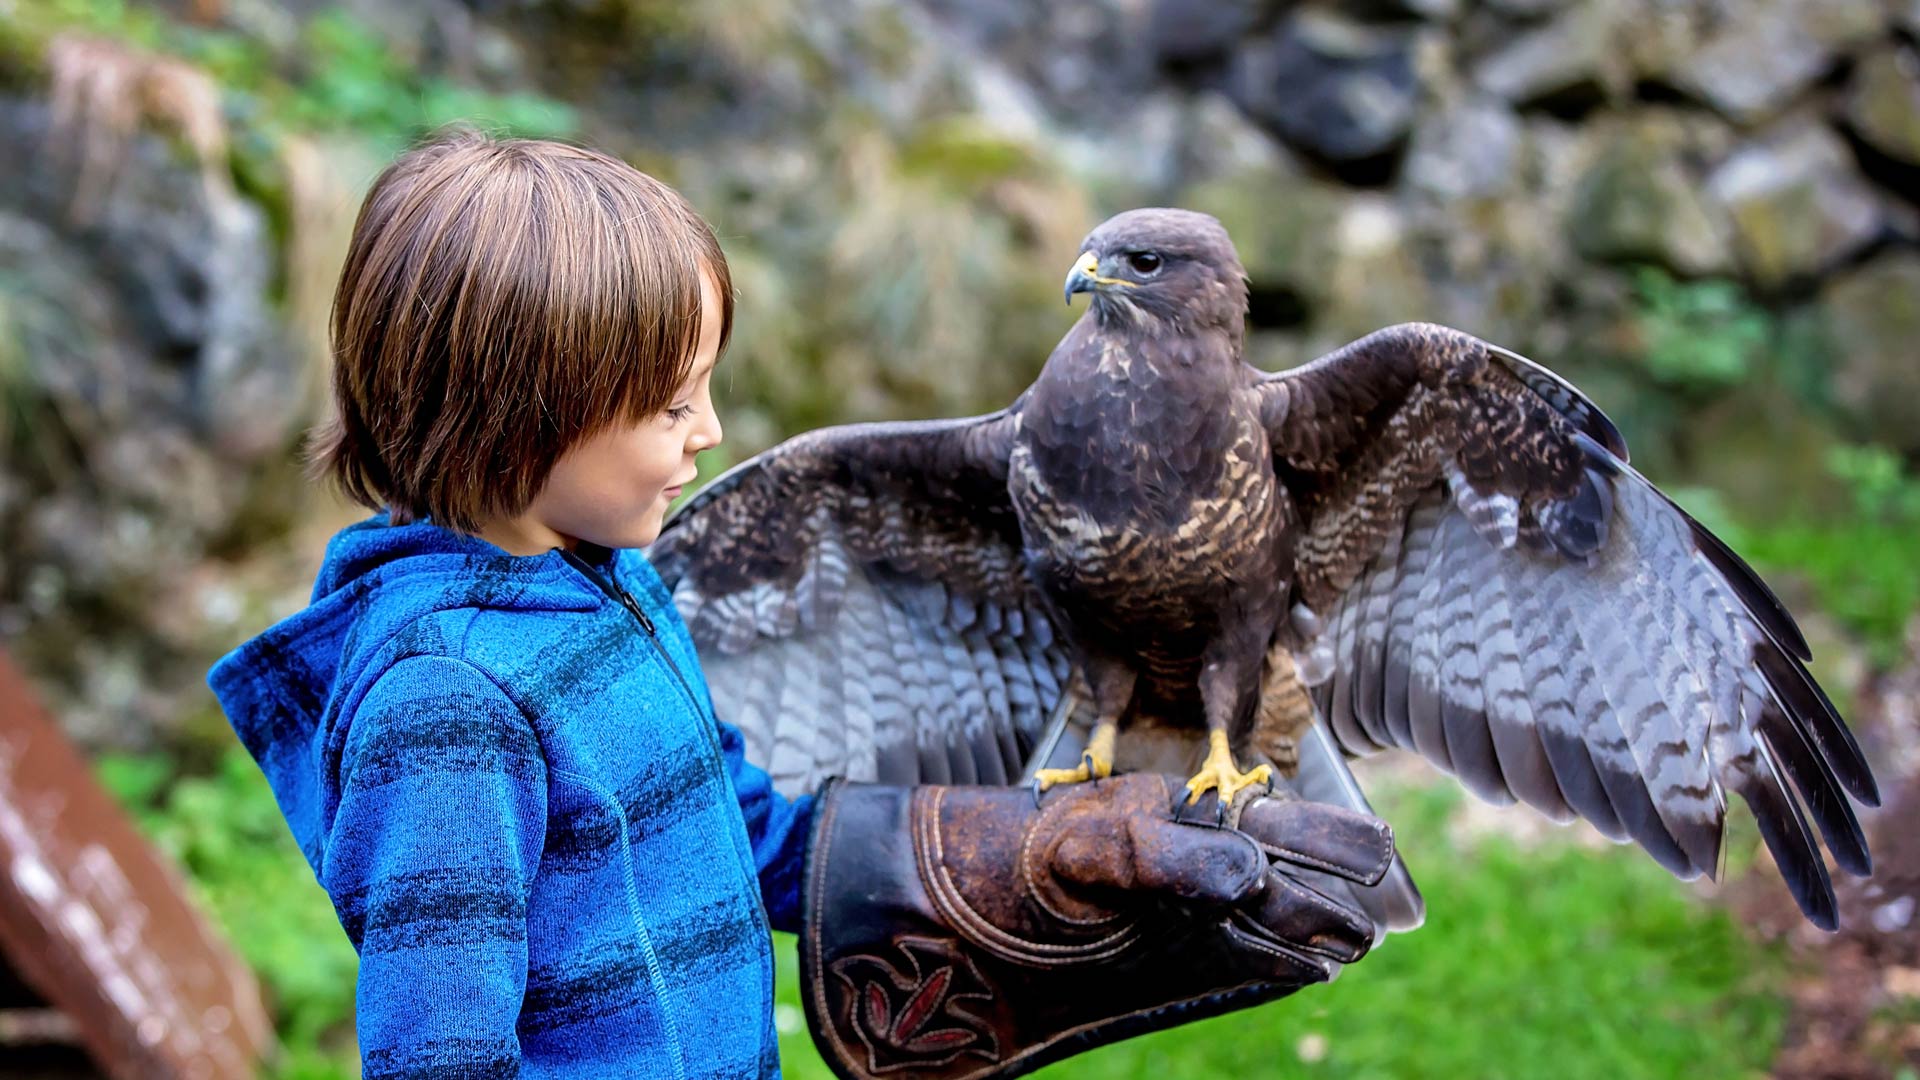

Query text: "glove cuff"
[799, 780, 1307, 1080]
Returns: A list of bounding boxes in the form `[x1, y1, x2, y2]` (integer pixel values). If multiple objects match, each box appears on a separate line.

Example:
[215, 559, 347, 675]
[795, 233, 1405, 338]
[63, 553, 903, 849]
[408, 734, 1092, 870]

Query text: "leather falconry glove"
[799, 772, 1395, 1080]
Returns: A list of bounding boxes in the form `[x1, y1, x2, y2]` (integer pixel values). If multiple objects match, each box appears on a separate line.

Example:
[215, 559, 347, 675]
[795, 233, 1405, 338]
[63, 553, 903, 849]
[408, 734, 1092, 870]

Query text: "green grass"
[98, 746, 362, 1079]
[773, 783, 1786, 1080]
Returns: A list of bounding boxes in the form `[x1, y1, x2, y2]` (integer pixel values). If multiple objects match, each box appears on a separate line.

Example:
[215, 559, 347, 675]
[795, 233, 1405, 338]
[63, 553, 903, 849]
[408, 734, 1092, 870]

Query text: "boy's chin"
[591, 512, 667, 550]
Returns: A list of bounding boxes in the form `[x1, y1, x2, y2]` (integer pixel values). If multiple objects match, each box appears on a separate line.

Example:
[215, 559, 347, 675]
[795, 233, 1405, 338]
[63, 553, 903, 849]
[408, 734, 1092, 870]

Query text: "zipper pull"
[615, 586, 657, 636]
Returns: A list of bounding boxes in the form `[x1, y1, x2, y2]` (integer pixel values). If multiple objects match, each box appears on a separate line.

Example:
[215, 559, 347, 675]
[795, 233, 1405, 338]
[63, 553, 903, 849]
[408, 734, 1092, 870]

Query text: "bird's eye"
[1127, 252, 1162, 275]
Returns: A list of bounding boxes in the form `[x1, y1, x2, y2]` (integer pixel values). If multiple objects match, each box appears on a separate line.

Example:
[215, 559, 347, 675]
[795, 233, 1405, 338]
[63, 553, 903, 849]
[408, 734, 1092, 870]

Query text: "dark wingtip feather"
[1757, 705, 1872, 878]
[1595, 763, 1699, 878]
[1737, 770, 1839, 932]
[1756, 646, 1880, 808]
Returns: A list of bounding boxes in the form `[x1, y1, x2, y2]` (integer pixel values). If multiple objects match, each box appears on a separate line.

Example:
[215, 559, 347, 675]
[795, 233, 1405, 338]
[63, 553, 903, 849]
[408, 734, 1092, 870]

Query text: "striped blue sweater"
[208, 513, 811, 1079]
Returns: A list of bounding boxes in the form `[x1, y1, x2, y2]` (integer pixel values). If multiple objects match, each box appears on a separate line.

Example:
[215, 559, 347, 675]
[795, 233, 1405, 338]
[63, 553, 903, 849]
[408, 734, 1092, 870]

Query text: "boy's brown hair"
[312, 124, 733, 533]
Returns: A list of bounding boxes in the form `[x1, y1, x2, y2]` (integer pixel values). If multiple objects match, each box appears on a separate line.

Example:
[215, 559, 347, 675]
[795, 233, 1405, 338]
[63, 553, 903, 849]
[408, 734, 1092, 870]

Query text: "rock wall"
[1, 0, 1916, 747]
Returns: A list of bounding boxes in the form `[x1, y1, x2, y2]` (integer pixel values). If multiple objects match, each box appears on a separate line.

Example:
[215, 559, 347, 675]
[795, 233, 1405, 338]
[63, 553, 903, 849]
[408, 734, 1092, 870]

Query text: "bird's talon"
[1183, 736, 1274, 808]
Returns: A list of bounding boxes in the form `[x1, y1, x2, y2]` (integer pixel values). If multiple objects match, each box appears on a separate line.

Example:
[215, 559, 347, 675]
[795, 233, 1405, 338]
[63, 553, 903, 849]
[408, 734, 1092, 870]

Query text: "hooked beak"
[1064, 251, 1099, 304]
[1063, 250, 1135, 305]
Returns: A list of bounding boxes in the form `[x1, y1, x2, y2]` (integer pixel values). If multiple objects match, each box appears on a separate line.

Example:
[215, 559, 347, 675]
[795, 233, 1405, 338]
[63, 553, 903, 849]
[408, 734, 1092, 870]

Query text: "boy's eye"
[666, 404, 696, 423]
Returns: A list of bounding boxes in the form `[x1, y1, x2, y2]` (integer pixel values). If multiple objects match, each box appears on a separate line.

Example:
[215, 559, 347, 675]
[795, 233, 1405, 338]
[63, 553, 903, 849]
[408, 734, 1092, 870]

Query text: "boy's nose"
[691, 409, 722, 452]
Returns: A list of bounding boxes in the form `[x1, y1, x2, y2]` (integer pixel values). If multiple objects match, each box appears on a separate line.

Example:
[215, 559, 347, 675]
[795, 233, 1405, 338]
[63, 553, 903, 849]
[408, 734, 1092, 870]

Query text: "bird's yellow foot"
[1185, 731, 1272, 805]
[1034, 722, 1117, 792]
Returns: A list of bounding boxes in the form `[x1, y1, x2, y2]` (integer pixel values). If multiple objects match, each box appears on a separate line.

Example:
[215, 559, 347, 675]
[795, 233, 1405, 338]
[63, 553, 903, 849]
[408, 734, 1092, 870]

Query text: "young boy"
[209, 126, 1393, 1080]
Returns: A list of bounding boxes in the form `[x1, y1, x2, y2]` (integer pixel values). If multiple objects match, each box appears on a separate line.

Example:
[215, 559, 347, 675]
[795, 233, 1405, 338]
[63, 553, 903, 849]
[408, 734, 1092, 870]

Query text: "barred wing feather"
[649, 412, 1073, 798]
[1267, 323, 1878, 930]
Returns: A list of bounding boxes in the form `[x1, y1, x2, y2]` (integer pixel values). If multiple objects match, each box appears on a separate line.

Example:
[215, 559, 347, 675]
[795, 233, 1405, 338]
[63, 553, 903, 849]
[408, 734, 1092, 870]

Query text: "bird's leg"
[1034, 659, 1135, 792]
[1185, 730, 1272, 806]
[1184, 648, 1272, 806]
[1034, 720, 1117, 791]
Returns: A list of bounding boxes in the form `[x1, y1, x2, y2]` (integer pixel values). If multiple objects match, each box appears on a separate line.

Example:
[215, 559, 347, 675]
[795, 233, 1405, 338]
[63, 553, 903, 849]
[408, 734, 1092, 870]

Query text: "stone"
[1677, 0, 1882, 126]
[917, 0, 1155, 124]
[1229, 11, 1421, 165]
[1482, 0, 1576, 16]
[1404, 95, 1525, 201]
[1346, 0, 1460, 19]
[1846, 45, 1920, 168]
[1182, 90, 1301, 180]
[1705, 121, 1884, 289]
[1616, 1, 1708, 89]
[1822, 253, 1920, 455]
[0, 94, 306, 748]
[1474, 0, 1629, 113]
[1566, 112, 1732, 275]
[1313, 195, 1436, 343]
[1148, 0, 1272, 69]
[1182, 164, 1350, 310]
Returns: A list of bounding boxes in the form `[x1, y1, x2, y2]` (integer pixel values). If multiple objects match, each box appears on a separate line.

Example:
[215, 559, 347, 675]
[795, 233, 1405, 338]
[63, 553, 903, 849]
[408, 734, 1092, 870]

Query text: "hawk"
[651, 208, 1877, 931]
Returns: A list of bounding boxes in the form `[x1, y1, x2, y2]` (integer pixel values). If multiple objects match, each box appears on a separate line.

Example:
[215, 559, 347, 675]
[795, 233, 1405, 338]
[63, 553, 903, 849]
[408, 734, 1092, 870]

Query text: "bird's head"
[1063, 208, 1249, 337]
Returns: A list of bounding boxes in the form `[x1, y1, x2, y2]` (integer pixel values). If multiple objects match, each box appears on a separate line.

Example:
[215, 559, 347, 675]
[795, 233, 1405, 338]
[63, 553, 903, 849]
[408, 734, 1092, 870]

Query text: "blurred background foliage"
[2, 0, 1918, 1076]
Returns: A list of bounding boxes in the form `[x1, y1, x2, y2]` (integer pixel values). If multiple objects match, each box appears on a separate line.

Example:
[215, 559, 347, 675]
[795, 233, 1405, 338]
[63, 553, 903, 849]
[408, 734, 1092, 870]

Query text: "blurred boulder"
[1845, 44, 1920, 168]
[1346, 0, 1461, 19]
[0, 90, 307, 748]
[1229, 11, 1422, 168]
[1404, 95, 1525, 201]
[917, 0, 1152, 125]
[1474, 0, 1629, 114]
[1480, 0, 1578, 16]
[1822, 253, 1920, 454]
[1566, 111, 1733, 275]
[1705, 120, 1885, 288]
[1147, 0, 1273, 70]
[1182, 163, 1348, 313]
[1677, 0, 1882, 125]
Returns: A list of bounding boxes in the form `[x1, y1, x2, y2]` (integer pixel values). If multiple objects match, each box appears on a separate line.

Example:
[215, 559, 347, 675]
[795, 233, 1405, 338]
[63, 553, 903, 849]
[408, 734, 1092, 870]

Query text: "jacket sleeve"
[717, 717, 814, 933]
[321, 654, 547, 1080]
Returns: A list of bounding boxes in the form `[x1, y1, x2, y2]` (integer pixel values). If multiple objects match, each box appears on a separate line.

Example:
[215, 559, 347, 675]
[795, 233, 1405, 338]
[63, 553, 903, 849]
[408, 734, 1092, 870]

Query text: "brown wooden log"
[0, 650, 273, 1079]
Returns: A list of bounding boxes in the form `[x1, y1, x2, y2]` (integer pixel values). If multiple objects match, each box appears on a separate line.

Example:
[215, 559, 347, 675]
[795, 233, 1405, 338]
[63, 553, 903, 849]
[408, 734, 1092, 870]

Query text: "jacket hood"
[207, 513, 605, 867]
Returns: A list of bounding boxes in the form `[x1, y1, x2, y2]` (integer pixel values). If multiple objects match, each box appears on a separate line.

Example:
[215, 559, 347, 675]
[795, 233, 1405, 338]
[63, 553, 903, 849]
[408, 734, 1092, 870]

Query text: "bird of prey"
[650, 208, 1877, 931]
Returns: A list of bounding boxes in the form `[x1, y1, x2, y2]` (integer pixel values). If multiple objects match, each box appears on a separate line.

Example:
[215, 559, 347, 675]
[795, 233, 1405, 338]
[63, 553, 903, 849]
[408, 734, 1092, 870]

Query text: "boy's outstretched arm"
[324, 654, 548, 1080]
[718, 717, 813, 932]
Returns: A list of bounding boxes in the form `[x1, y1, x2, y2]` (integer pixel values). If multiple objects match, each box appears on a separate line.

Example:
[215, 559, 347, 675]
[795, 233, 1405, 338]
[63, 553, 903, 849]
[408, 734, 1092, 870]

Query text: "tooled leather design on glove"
[803, 775, 1395, 1080]
[828, 936, 999, 1074]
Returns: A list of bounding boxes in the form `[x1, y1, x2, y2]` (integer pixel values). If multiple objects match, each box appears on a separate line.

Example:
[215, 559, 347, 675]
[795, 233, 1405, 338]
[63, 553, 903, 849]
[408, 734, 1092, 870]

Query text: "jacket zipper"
[558, 547, 717, 753]
[558, 546, 779, 1035]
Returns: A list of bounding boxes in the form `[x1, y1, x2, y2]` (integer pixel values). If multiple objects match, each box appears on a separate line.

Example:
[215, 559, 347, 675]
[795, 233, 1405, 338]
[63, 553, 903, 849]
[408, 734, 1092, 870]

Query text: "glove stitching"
[920, 788, 1139, 966]
[805, 788, 866, 1073]
[1021, 794, 1124, 929]
[1255, 819, 1393, 883]
[1223, 914, 1329, 983]
[1268, 874, 1367, 955]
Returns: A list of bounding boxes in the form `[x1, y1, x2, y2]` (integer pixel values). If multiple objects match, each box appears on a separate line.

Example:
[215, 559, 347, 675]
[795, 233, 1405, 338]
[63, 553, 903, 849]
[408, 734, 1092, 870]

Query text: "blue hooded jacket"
[208, 513, 812, 1079]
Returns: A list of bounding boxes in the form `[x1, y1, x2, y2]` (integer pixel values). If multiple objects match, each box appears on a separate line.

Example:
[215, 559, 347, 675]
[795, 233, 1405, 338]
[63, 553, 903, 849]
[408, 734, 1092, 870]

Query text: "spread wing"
[1260, 322, 1879, 929]
[649, 409, 1075, 797]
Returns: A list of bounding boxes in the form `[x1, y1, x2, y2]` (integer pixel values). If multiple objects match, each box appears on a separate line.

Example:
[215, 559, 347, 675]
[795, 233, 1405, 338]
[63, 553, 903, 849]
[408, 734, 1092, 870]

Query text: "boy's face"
[494, 271, 725, 554]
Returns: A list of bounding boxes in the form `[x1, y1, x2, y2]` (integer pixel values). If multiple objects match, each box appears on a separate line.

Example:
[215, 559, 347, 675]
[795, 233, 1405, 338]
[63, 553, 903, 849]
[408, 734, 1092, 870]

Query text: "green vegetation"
[775, 783, 1788, 1080]
[97, 746, 361, 1080]
[1631, 267, 1771, 391]
[2, 0, 576, 149]
[1701, 445, 1920, 668]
